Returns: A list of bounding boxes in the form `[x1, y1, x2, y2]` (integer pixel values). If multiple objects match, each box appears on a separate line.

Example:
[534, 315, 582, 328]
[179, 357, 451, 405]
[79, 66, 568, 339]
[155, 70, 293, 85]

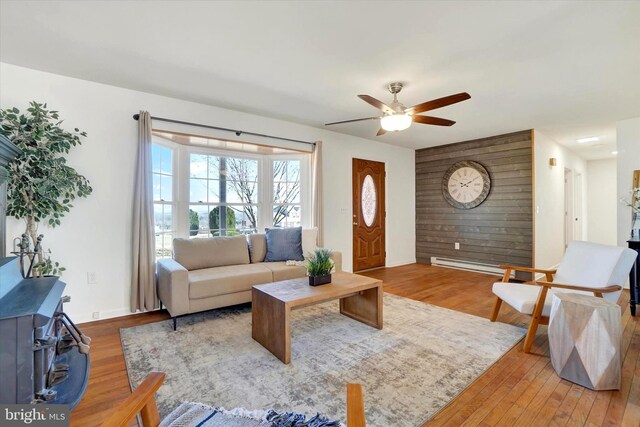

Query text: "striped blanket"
[160, 402, 342, 427]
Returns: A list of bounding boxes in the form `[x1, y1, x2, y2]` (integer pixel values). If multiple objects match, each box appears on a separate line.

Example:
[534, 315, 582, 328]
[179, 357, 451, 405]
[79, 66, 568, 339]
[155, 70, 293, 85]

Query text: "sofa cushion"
[302, 227, 318, 257]
[248, 234, 267, 263]
[264, 227, 304, 262]
[174, 235, 250, 271]
[188, 264, 273, 299]
[261, 262, 307, 282]
[492, 282, 593, 317]
[250, 229, 317, 262]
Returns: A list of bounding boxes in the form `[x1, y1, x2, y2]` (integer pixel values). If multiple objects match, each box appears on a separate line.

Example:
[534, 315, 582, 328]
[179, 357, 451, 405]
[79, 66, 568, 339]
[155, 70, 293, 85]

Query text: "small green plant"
[306, 248, 334, 277]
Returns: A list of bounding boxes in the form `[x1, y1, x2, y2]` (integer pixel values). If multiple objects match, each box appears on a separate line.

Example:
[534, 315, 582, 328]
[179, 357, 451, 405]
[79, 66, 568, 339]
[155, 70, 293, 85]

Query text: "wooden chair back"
[101, 372, 366, 427]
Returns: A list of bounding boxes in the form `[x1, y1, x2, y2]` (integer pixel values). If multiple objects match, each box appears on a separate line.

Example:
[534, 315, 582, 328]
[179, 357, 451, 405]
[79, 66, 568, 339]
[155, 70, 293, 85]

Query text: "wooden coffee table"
[251, 272, 383, 364]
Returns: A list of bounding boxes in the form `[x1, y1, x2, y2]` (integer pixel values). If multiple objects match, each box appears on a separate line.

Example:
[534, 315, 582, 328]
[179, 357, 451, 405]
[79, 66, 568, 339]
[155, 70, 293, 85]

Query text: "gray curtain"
[312, 140, 324, 246]
[131, 111, 158, 312]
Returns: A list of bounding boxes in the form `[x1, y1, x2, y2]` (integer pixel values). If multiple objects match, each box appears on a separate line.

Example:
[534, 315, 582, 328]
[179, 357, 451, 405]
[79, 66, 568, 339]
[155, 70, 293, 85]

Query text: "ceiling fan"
[325, 82, 470, 136]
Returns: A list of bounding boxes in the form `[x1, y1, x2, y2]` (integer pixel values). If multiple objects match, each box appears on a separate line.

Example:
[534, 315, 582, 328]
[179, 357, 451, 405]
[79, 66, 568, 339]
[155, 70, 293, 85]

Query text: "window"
[272, 159, 301, 228]
[189, 153, 259, 236]
[151, 132, 310, 260]
[152, 144, 174, 259]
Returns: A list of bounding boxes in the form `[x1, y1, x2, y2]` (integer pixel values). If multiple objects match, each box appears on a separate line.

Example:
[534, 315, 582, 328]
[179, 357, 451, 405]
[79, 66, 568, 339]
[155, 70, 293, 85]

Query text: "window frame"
[151, 138, 178, 259]
[269, 157, 307, 229]
[152, 136, 311, 250]
[185, 146, 263, 237]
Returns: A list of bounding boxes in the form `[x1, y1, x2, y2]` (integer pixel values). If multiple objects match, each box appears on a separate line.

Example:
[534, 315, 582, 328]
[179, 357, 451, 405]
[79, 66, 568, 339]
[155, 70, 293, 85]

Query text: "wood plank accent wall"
[415, 130, 534, 273]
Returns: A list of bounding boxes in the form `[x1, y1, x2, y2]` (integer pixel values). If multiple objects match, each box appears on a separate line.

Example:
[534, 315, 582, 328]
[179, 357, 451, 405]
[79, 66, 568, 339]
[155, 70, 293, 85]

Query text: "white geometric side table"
[548, 292, 622, 390]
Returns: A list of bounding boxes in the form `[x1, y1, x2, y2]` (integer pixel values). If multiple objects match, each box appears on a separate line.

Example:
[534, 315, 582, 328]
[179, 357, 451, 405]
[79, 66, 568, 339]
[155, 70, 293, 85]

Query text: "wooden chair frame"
[490, 265, 621, 353]
[102, 371, 165, 427]
[102, 372, 366, 427]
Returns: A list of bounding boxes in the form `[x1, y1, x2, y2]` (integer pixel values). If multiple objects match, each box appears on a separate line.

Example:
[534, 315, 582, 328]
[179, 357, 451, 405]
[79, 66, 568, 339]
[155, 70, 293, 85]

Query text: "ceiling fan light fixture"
[380, 113, 412, 132]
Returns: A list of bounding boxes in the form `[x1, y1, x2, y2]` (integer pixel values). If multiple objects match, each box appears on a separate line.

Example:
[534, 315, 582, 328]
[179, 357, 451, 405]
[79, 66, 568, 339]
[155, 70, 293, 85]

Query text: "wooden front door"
[352, 158, 385, 272]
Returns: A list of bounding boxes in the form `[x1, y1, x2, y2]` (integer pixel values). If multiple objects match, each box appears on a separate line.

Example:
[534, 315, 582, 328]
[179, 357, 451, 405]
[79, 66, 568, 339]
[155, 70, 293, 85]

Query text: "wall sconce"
[549, 158, 557, 167]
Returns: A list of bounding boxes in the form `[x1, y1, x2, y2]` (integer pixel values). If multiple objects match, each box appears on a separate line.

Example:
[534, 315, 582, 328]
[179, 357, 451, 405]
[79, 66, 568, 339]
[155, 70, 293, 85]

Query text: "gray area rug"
[121, 294, 525, 427]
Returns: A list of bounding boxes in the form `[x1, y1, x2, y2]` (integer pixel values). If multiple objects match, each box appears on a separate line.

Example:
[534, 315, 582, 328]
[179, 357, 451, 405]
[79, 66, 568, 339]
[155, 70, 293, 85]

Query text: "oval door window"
[361, 175, 377, 227]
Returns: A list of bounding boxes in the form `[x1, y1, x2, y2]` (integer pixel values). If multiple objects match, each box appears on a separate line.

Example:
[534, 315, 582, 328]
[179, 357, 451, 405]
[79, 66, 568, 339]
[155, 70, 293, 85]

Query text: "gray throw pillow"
[264, 227, 304, 262]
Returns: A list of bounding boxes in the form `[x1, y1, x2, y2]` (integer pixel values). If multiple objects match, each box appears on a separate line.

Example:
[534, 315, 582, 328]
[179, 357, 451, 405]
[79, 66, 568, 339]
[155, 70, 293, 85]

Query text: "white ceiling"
[1, 1, 639, 159]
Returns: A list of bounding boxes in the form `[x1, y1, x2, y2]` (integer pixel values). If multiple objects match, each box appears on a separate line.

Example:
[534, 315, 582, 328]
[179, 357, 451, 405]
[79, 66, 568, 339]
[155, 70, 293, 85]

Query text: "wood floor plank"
[529, 379, 574, 426]
[585, 304, 638, 426]
[512, 371, 564, 425]
[602, 320, 640, 426]
[68, 264, 639, 427]
[445, 351, 539, 425]
[425, 344, 531, 426]
[494, 361, 556, 427]
[550, 384, 585, 426]
[621, 320, 640, 427]
[566, 388, 598, 427]
[457, 350, 547, 426]
[476, 351, 550, 426]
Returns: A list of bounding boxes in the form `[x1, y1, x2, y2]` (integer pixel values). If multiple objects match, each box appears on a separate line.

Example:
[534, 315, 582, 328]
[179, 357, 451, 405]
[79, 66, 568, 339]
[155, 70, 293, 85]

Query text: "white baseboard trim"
[386, 259, 417, 268]
[74, 307, 145, 324]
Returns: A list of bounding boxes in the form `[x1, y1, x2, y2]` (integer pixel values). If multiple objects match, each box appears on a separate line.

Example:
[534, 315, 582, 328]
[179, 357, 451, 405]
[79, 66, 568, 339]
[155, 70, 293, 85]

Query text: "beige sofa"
[156, 232, 342, 330]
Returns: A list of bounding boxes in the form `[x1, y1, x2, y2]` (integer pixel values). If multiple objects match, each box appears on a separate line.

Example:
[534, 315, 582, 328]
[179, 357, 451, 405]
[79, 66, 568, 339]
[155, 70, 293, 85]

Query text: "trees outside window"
[226, 157, 258, 231]
[273, 160, 301, 228]
[189, 153, 258, 236]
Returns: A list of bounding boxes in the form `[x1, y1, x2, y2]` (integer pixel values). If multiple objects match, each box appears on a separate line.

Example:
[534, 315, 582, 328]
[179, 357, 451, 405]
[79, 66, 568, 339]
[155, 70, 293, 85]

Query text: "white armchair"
[491, 241, 637, 353]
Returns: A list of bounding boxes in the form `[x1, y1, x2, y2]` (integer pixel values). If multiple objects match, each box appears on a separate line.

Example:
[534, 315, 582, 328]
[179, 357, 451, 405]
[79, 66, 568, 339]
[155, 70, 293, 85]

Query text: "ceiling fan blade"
[325, 116, 381, 126]
[405, 92, 471, 115]
[358, 95, 394, 114]
[412, 115, 456, 126]
[376, 128, 387, 136]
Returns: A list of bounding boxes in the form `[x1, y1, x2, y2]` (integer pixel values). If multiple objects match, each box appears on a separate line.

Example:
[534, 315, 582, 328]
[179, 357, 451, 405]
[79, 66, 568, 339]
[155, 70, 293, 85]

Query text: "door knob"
[353, 222, 359, 226]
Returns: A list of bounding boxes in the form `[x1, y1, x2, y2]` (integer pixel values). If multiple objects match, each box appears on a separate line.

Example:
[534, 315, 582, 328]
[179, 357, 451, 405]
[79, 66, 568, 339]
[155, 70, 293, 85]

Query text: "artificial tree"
[0, 102, 92, 276]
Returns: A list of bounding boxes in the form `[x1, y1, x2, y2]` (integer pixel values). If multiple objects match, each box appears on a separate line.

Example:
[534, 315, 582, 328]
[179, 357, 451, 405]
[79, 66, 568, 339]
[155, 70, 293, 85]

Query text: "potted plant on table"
[306, 248, 334, 286]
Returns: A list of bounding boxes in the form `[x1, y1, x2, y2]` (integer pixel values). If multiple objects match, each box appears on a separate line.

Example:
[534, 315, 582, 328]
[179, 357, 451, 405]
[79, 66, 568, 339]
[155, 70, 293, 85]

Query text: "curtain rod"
[132, 114, 315, 146]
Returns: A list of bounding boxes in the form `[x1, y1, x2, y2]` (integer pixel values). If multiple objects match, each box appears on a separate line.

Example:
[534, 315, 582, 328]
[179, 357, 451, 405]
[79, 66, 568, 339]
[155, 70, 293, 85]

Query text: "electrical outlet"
[87, 272, 97, 284]
[92, 312, 100, 320]
[454, 242, 460, 250]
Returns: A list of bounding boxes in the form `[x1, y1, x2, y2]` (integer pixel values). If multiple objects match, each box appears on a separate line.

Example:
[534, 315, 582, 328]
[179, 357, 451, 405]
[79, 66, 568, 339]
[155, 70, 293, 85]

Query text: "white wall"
[0, 63, 416, 322]
[617, 116, 640, 245]
[586, 159, 617, 245]
[534, 130, 588, 269]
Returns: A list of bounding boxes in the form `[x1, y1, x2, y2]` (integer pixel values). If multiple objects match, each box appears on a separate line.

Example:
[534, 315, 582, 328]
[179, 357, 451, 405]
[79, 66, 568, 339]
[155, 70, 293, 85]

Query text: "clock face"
[442, 161, 491, 209]
[447, 167, 485, 203]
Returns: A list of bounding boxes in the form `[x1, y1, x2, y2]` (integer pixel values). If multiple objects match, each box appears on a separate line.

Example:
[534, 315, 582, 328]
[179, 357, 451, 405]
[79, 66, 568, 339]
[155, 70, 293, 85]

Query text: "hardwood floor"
[71, 264, 640, 426]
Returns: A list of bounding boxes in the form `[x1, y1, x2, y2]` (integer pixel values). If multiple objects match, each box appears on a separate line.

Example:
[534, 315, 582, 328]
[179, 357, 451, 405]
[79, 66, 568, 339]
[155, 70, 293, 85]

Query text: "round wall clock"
[442, 160, 491, 209]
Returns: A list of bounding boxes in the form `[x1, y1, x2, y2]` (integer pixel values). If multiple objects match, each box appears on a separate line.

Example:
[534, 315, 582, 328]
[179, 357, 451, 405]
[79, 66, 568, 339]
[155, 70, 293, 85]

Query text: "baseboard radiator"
[430, 257, 515, 279]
